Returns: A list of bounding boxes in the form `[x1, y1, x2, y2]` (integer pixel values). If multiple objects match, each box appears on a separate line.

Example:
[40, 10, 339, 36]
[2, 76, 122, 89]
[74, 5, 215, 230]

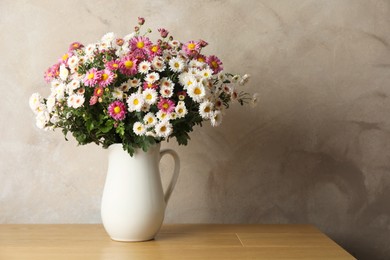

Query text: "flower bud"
[138, 17, 145, 25]
[158, 28, 169, 38]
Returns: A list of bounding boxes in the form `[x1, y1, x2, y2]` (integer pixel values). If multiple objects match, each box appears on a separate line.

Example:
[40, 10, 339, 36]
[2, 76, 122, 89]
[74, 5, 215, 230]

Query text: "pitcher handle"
[159, 149, 180, 204]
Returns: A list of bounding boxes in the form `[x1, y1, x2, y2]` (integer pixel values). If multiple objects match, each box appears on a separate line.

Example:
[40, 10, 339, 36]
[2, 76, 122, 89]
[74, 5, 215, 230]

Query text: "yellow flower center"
[188, 43, 195, 50]
[178, 108, 183, 113]
[88, 73, 94, 79]
[174, 62, 180, 68]
[137, 126, 142, 131]
[187, 80, 193, 86]
[113, 63, 118, 68]
[148, 117, 153, 124]
[204, 106, 210, 113]
[160, 126, 166, 132]
[62, 53, 69, 61]
[197, 57, 205, 62]
[194, 87, 201, 95]
[133, 99, 139, 105]
[125, 60, 133, 68]
[114, 106, 121, 114]
[151, 45, 158, 52]
[146, 94, 152, 100]
[163, 103, 169, 109]
[96, 89, 102, 95]
[211, 61, 218, 68]
[102, 73, 108, 81]
[136, 41, 145, 49]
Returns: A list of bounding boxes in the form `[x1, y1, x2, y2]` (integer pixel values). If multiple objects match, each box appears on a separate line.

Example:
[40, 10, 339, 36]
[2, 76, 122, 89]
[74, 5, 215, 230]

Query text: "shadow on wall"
[204, 90, 390, 259]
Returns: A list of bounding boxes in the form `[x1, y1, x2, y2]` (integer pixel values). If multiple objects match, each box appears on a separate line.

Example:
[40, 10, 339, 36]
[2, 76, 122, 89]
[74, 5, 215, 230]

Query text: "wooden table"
[0, 224, 355, 259]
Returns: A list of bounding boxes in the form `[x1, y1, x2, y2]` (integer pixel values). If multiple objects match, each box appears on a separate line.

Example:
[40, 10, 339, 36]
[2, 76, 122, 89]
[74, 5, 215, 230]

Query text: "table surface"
[0, 224, 355, 259]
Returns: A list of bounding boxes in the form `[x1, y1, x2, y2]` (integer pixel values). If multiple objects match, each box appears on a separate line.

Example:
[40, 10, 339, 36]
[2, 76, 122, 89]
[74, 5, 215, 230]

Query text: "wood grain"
[0, 224, 355, 259]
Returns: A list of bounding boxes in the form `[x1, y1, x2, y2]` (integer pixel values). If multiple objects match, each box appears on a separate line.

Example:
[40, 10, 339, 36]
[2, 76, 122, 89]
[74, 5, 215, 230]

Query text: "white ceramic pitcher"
[101, 143, 180, 241]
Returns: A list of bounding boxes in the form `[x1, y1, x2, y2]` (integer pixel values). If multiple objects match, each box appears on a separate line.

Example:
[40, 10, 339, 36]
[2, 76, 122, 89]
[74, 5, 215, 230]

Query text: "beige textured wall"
[1, 0, 390, 259]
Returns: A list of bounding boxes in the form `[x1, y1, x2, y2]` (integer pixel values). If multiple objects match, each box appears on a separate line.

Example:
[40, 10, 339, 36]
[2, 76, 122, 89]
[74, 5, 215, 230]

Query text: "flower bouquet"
[29, 17, 256, 155]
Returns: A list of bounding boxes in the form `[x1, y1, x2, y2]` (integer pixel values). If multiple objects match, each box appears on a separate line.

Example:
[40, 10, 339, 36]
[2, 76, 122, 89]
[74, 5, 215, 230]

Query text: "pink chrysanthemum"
[68, 42, 84, 51]
[143, 82, 158, 90]
[119, 56, 138, 75]
[130, 36, 152, 56]
[148, 44, 162, 59]
[108, 101, 127, 121]
[99, 69, 114, 87]
[83, 68, 101, 87]
[105, 60, 121, 71]
[93, 86, 104, 97]
[44, 63, 60, 83]
[182, 41, 200, 56]
[157, 98, 175, 113]
[206, 55, 223, 74]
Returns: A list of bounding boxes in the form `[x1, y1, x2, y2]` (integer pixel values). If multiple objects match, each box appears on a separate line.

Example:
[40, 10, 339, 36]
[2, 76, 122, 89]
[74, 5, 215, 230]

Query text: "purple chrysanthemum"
[206, 55, 223, 74]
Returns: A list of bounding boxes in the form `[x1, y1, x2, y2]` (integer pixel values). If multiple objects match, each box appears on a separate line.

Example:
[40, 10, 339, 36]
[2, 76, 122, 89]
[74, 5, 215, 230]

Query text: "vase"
[101, 143, 180, 242]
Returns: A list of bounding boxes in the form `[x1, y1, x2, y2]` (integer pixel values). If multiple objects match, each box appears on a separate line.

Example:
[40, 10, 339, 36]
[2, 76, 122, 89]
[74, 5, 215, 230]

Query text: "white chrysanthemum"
[29, 93, 42, 111]
[152, 56, 165, 72]
[175, 104, 188, 118]
[112, 88, 124, 100]
[142, 89, 158, 105]
[210, 110, 223, 127]
[120, 82, 131, 92]
[115, 47, 128, 58]
[177, 101, 185, 107]
[188, 68, 201, 77]
[169, 57, 185, 72]
[251, 93, 259, 107]
[143, 112, 157, 127]
[217, 73, 226, 82]
[98, 42, 110, 51]
[188, 60, 205, 69]
[101, 32, 116, 45]
[168, 40, 180, 49]
[50, 113, 60, 124]
[199, 100, 214, 119]
[51, 79, 61, 89]
[67, 79, 80, 93]
[127, 93, 144, 112]
[231, 75, 240, 83]
[181, 75, 197, 90]
[156, 110, 169, 121]
[67, 56, 79, 69]
[200, 68, 213, 80]
[160, 77, 174, 88]
[155, 121, 173, 138]
[169, 112, 178, 120]
[239, 74, 250, 86]
[128, 78, 141, 88]
[85, 44, 96, 56]
[187, 83, 206, 102]
[54, 83, 66, 100]
[46, 95, 56, 113]
[160, 86, 173, 98]
[138, 61, 151, 74]
[141, 103, 150, 112]
[35, 110, 50, 129]
[133, 122, 146, 136]
[145, 72, 160, 84]
[59, 64, 69, 81]
[71, 94, 85, 108]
